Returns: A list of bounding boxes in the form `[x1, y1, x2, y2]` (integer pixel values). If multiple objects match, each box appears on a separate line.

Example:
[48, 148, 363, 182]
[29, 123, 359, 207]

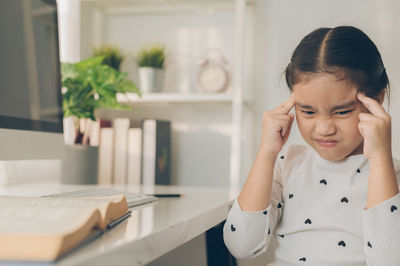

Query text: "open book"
[0, 194, 129, 262]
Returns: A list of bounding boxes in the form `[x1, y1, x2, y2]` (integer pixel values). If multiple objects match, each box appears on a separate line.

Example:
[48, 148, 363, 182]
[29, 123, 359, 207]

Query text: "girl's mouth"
[317, 139, 338, 147]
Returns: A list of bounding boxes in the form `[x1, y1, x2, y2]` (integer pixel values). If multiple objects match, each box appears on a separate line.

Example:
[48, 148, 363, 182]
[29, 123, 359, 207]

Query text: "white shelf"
[81, 0, 237, 15]
[117, 92, 233, 104]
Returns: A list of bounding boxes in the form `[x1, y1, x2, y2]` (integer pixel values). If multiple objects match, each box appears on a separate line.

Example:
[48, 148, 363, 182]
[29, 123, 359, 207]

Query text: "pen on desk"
[147, 193, 181, 198]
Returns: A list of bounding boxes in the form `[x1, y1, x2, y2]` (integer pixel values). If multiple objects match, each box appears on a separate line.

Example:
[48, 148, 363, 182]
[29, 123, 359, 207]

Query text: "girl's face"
[293, 73, 368, 161]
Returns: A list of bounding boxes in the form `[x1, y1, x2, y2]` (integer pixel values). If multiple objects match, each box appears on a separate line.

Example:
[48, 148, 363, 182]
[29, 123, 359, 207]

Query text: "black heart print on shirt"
[341, 197, 349, 203]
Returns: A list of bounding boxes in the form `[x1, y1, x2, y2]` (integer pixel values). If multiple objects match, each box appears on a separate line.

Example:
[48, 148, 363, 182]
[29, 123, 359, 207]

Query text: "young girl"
[223, 26, 400, 265]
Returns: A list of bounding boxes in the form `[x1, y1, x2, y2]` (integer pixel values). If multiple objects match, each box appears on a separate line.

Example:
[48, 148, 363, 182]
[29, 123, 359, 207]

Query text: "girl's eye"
[301, 110, 315, 115]
[335, 110, 353, 116]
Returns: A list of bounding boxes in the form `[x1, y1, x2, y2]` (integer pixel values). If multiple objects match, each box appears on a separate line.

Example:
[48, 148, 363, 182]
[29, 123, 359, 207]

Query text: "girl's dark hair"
[285, 26, 389, 100]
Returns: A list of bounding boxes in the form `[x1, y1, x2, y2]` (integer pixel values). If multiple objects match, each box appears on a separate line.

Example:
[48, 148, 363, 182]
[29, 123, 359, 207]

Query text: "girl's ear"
[377, 90, 386, 104]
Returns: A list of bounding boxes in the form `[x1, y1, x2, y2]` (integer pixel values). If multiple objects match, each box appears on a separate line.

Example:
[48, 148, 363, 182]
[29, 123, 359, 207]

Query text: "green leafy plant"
[93, 45, 124, 71]
[61, 56, 140, 120]
[136, 44, 166, 68]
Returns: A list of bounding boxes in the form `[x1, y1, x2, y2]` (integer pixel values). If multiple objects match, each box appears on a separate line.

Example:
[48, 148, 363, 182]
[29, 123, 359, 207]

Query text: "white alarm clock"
[197, 49, 230, 93]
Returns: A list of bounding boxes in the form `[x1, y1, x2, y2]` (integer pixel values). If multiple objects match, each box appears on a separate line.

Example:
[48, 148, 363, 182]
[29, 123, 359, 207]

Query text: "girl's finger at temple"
[281, 113, 295, 137]
[276, 117, 291, 136]
[275, 114, 293, 122]
[273, 94, 295, 114]
[281, 116, 294, 137]
[357, 92, 387, 118]
[358, 112, 381, 123]
[357, 121, 369, 137]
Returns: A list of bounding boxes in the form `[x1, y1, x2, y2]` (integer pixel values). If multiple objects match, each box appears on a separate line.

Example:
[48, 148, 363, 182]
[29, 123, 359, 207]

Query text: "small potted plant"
[61, 55, 140, 139]
[60, 55, 140, 184]
[136, 44, 166, 93]
[93, 45, 124, 71]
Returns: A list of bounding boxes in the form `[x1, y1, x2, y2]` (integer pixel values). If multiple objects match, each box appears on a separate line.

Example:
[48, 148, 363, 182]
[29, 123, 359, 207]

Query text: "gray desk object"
[0, 182, 238, 266]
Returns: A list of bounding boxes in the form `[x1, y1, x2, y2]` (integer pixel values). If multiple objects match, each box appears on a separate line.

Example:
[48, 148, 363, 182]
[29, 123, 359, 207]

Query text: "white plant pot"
[61, 144, 99, 184]
[138, 67, 165, 93]
[62, 116, 100, 184]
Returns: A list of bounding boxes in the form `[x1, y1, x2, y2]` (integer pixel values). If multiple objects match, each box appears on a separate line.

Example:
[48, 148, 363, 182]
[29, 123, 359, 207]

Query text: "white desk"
[0, 182, 239, 266]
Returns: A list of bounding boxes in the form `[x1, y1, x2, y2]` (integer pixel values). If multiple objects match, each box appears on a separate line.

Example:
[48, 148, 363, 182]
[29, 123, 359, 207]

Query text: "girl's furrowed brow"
[295, 102, 314, 109]
[294, 101, 357, 111]
[330, 101, 357, 111]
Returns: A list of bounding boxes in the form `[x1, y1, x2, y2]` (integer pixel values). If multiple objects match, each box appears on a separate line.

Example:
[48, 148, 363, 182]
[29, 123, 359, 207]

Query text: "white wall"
[104, 11, 235, 94]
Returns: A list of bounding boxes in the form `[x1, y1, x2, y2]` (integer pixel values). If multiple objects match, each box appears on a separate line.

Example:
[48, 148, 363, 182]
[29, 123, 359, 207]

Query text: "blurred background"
[6, 0, 398, 265]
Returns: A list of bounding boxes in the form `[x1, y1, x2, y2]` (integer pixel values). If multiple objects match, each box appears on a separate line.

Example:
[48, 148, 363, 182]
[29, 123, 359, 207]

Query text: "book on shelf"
[98, 119, 114, 185]
[113, 118, 130, 184]
[142, 119, 171, 185]
[97, 117, 171, 186]
[0, 194, 129, 261]
[127, 120, 143, 186]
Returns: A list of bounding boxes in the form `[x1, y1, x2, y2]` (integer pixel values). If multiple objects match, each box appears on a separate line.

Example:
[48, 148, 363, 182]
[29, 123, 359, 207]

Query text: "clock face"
[198, 64, 228, 93]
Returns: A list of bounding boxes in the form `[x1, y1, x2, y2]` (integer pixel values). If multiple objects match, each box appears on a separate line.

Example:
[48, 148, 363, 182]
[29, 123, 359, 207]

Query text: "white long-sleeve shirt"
[223, 145, 400, 266]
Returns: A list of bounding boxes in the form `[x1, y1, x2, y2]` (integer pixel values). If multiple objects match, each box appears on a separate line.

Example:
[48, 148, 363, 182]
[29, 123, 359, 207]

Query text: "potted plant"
[60, 55, 140, 184]
[93, 45, 124, 71]
[136, 44, 166, 93]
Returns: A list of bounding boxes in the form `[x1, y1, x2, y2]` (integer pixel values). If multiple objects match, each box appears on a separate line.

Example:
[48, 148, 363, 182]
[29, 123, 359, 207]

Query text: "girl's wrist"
[258, 146, 279, 162]
[368, 151, 393, 167]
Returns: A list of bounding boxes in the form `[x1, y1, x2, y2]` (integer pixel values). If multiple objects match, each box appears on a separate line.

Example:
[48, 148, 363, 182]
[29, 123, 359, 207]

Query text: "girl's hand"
[357, 92, 392, 161]
[260, 94, 295, 156]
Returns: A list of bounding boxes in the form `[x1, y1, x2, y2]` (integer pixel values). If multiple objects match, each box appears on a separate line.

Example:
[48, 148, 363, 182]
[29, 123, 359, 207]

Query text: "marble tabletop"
[0, 182, 240, 266]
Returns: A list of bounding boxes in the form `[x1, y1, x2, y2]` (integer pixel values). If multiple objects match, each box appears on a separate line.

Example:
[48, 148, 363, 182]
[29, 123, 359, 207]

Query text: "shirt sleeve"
[361, 162, 400, 266]
[223, 153, 285, 260]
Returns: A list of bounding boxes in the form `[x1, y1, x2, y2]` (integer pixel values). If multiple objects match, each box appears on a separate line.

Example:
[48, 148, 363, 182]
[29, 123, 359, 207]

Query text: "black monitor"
[0, 0, 63, 132]
[0, 0, 64, 160]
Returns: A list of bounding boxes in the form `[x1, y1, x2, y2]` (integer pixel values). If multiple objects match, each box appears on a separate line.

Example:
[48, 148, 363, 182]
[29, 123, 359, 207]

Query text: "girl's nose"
[315, 116, 336, 136]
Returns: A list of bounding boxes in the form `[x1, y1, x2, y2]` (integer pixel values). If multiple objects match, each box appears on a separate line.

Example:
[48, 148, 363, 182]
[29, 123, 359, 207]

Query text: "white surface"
[57, 0, 81, 63]
[0, 129, 64, 161]
[0, 182, 238, 266]
[0, 160, 60, 186]
[117, 92, 233, 103]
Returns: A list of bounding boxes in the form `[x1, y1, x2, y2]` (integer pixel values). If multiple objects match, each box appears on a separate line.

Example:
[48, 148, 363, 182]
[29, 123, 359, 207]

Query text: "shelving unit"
[76, 0, 254, 189]
[117, 92, 233, 104]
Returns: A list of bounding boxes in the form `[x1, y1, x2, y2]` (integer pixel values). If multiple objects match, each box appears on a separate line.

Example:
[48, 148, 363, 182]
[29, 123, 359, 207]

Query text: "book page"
[0, 196, 118, 233]
[0, 199, 95, 234]
[45, 190, 128, 223]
